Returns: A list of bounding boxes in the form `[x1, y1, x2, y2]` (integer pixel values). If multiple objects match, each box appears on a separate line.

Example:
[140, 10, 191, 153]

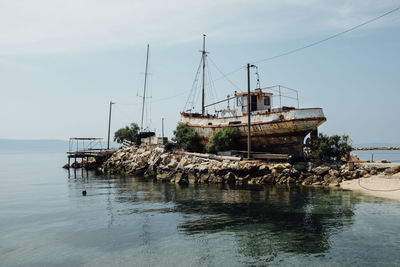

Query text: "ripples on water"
[1, 152, 400, 266]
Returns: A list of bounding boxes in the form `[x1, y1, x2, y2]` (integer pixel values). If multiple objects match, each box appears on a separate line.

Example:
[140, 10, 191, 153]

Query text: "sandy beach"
[340, 163, 400, 201]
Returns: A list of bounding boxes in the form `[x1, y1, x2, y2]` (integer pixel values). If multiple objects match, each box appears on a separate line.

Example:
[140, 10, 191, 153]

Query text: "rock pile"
[100, 146, 399, 186]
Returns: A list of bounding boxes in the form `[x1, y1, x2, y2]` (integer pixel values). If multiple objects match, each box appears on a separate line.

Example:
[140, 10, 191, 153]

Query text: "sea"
[1, 141, 400, 266]
[352, 150, 400, 163]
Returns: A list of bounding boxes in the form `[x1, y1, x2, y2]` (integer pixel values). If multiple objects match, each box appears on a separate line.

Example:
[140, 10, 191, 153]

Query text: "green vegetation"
[114, 123, 140, 144]
[206, 127, 238, 153]
[306, 133, 352, 162]
[173, 124, 200, 152]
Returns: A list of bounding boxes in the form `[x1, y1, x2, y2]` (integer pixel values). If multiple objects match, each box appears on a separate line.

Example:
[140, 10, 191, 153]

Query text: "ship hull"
[180, 108, 326, 158]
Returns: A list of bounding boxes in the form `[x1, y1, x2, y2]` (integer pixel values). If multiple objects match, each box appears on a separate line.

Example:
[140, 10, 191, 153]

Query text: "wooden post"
[247, 64, 251, 159]
[161, 118, 165, 139]
[107, 101, 114, 149]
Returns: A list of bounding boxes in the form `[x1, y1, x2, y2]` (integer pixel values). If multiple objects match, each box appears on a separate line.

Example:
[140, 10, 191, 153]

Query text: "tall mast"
[140, 44, 150, 131]
[201, 34, 206, 116]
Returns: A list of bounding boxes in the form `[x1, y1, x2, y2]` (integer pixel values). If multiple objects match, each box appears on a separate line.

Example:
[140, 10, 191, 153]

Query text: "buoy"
[82, 190, 87, 196]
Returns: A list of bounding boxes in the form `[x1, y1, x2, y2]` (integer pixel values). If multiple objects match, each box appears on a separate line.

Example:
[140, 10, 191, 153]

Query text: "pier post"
[247, 64, 251, 159]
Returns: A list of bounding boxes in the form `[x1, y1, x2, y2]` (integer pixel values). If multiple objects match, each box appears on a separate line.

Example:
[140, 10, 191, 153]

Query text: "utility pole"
[161, 118, 165, 139]
[107, 101, 115, 149]
[141, 44, 150, 131]
[247, 64, 251, 159]
[201, 34, 206, 116]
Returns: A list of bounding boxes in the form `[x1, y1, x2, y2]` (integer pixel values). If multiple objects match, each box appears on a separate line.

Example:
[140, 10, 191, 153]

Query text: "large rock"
[224, 172, 236, 183]
[293, 162, 307, 171]
[312, 166, 331, 176]
[188, 173, 198, 184]
[195, 164, 208, 174]
[156, 172, 172, 181]
[166, 159, 178, 170]
[174, 172, 188, 184]
[384, 165, 400, 175]
[176, 158, 189, 170]
[329, 169, 340, 177]
[199, 173, 210, 183]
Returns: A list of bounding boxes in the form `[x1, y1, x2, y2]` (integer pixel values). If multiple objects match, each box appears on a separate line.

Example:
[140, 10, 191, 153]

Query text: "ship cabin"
[234, 89, 273, 116]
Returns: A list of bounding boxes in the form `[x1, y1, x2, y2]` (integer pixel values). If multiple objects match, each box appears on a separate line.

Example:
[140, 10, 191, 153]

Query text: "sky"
[1, 0, 399, 145]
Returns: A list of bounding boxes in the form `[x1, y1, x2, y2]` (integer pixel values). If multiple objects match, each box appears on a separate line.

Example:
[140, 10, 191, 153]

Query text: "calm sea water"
[353, 150, 400, 163]
[1, 149, 400, 266]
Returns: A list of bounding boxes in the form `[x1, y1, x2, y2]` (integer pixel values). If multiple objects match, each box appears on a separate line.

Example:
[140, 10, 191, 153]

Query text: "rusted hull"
[180, 108, 326, 157]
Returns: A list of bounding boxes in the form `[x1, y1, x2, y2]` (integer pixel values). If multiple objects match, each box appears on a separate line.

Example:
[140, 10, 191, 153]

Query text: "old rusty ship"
[179, 36, 326, 157]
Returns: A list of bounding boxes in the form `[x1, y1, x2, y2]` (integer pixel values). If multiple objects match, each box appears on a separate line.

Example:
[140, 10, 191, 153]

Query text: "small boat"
[179, 36, 326, 158]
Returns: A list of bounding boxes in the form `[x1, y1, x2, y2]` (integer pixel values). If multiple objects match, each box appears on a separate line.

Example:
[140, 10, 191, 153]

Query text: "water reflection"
[67, 172, 361, 259]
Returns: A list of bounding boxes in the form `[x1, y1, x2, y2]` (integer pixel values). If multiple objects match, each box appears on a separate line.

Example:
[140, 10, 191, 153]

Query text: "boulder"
[188, 173, 198, 184]
[199, 173, 210, 183]
[195, 164, 208, 174]
[312, 165, 331, 176]
[156, 172, 171, 181]
[176, 158, 189, 170]
[329, 169, 340, 177]
[293, 162, 307, 171]
[384, 165, 400, 176]
[224, 172, 236, 183]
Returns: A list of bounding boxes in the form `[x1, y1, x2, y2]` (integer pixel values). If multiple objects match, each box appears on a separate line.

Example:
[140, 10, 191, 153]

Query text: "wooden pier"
[66, 138, 116, 168]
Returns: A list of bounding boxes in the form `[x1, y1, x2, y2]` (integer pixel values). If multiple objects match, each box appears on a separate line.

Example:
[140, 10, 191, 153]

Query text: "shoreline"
[340, 172, 400, 201]
[94, 145, 400, 198]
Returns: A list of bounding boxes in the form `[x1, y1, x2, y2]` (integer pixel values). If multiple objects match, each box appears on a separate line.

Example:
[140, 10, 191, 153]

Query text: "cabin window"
[251, 95, 258, 111]
[264, 96, 270, 106]
[236, 97, 242, 106]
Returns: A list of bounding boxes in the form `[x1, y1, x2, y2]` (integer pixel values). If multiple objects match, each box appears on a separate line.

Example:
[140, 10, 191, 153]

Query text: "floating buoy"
[82, 190, 87, 196]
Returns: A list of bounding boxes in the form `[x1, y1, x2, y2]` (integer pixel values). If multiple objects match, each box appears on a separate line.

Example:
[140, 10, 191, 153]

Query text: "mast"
[247, 64, 251, 159]
[201, 34, 206, 116]
[140, 44, 150, 131]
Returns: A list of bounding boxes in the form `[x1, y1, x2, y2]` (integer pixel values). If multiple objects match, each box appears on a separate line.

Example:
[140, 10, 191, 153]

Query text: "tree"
[206, 127, 238, 153]
[114, 123, 140, 144]
[305, 133, 352, 162]
[172, 124, 200, 152]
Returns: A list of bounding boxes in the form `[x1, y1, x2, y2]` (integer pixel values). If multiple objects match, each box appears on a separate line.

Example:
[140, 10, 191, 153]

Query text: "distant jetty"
[353, 146, 400, 151]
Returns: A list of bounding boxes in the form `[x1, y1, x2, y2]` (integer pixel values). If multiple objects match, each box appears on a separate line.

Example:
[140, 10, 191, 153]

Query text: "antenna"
[140, 44, 150, 131]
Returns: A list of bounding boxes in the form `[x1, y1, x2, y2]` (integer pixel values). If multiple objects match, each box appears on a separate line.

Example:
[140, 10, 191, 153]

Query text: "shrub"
[114, 123, 140, 144]
[206, 127, 238, 153]
[305, 133, 352, 162]
[172, 124, 200, 152]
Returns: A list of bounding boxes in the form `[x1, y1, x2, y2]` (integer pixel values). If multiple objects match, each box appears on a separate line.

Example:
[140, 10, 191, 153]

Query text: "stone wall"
[99, 146, 399, 187]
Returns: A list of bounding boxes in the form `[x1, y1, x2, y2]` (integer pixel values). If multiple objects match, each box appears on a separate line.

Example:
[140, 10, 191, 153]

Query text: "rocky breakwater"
[99, 146, 400, 187]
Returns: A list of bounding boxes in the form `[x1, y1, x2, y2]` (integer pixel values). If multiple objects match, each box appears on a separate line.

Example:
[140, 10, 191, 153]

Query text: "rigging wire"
[210, 6, 400, 82]
[184, 57, 203, 111]
[205, 56, 218, 112]
[208, 56, 243, 91]
[113, 6, 400, 107]
[252, 6, 400, 64]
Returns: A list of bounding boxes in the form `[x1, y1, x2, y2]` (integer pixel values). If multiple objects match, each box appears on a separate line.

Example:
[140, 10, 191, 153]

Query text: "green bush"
[172, 124, 200, 152]
[206, 127, 238, 153]
[114, 123, 140, 144]
[305, 133, 352, 162]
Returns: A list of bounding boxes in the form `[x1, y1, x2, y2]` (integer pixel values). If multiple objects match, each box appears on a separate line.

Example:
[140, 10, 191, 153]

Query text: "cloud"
[0, 0, 398, 55]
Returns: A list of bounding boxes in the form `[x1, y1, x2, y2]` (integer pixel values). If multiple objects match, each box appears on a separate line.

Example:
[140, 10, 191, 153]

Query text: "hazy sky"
[1, 0, 399, 144]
